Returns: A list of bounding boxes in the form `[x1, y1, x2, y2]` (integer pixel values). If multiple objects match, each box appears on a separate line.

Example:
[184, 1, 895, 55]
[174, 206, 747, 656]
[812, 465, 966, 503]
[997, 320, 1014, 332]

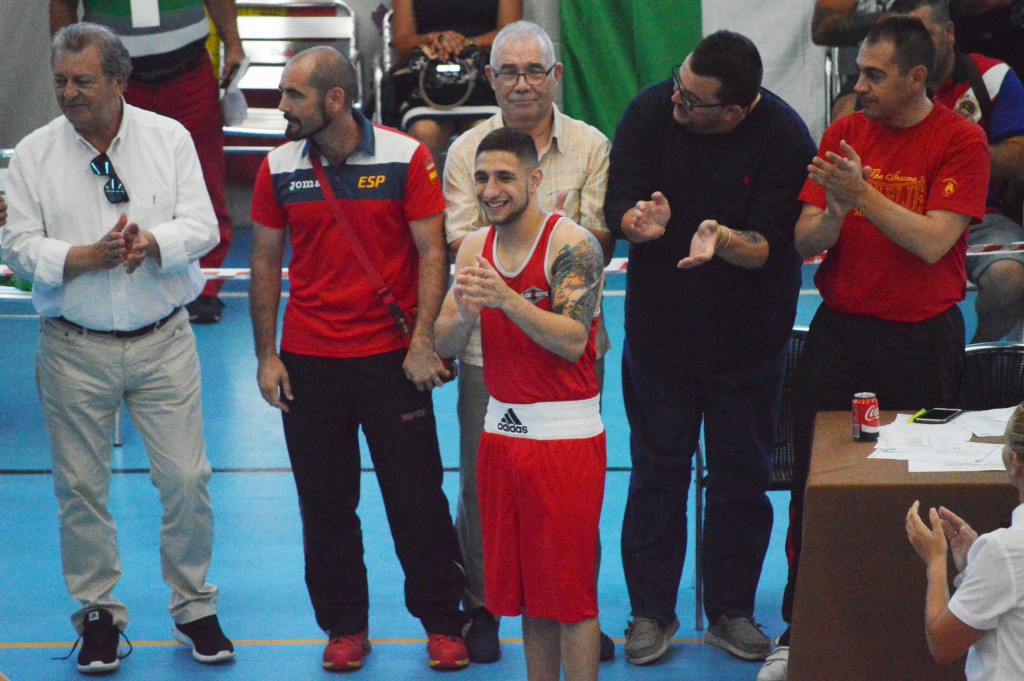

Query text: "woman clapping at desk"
[906, 404, 1024, 680]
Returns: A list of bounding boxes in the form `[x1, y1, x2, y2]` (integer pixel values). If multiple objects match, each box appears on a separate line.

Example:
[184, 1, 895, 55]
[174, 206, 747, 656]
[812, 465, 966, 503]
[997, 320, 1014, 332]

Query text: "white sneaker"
[756, 645, 789, 681]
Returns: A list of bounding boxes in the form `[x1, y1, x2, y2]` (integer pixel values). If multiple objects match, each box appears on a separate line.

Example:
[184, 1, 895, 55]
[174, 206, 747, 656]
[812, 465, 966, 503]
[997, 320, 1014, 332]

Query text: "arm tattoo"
[817, 7, 887, 46]
[732, 230, 766, 247]
[550, 231, 603, 329]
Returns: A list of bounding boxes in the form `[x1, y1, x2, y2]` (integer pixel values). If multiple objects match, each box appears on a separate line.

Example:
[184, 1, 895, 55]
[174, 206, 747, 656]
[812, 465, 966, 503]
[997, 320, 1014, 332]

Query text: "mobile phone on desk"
[914, 408, 963, 424]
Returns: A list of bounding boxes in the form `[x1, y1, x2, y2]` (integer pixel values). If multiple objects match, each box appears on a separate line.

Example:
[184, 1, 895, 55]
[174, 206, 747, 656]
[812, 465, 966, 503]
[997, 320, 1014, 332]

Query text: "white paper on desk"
[918, 441, 1001, 463]
[888, 442, 1005, 471]
[953, 407, 1017, 437]
[875, 419, 973, 455]
[908, 459, 1006, 473]
[869, 436, 965, 459]
[881, 419, 974, 441]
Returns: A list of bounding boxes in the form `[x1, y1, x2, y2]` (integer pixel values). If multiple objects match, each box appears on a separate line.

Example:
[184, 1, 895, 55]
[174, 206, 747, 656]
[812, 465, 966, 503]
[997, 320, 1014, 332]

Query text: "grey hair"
[52, 22, 132, 80]
[490, 21, 557, 69]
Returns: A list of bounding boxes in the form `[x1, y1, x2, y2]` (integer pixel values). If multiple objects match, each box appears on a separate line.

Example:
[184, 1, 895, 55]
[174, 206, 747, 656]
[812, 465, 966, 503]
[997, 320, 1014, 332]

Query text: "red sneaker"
[323, 631, 371, 671]
[427, 634, 470, 671]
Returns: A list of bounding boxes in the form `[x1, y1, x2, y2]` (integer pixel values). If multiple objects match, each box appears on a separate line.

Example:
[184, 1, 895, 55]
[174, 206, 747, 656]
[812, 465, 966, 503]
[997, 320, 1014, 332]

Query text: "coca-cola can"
[852, 392, 880, 441]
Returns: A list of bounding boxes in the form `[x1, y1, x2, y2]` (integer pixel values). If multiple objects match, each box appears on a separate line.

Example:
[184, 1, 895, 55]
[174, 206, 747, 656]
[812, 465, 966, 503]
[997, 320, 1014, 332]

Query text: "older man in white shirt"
[1, 23, 229, 674]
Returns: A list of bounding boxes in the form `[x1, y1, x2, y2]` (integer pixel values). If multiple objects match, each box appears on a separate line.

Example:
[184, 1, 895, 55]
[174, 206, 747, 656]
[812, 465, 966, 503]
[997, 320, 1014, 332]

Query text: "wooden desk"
[789, 411, 1018, 681]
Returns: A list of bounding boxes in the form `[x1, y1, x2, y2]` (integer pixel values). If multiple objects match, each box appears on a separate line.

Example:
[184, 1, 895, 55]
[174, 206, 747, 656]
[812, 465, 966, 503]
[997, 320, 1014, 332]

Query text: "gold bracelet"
[715, 223, 727, 250]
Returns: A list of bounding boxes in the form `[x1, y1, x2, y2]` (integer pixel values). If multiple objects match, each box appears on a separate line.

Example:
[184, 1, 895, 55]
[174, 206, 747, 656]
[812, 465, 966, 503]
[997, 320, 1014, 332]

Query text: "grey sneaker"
[623, 616, 679, 665]
[705, 615, 771, 661]
[757, 645, 789, 681]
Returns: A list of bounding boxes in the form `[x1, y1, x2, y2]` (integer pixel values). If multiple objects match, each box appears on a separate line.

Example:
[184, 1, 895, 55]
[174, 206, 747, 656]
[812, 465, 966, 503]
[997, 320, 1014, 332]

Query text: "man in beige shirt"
[442, 19, 614, 665]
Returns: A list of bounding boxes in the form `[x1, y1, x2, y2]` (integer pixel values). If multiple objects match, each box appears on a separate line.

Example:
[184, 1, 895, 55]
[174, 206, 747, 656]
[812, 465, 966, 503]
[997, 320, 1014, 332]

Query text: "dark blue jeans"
[280, 349, 466, 637]
[620, 338, 785, 623]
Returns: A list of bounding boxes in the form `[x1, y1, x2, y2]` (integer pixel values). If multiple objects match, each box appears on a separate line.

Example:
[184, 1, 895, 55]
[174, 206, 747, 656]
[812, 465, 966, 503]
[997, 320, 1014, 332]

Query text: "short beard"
[284, 99, 332, 141]
[490, 200, 529, 228]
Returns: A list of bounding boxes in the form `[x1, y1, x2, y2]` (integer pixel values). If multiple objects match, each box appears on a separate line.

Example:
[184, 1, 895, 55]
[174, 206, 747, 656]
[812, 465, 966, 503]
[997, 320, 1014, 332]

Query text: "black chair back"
[959, 343, 1024, 411]
[770, 326, 809, 491]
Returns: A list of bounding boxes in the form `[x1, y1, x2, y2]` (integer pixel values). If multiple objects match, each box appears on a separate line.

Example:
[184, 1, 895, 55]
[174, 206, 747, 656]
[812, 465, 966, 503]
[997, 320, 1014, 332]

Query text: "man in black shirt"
[605, 30, 815, 666]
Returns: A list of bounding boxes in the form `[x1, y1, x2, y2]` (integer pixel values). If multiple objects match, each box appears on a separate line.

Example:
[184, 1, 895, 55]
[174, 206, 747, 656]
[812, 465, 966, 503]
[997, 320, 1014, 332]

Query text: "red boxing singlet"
[479, 213, 599, 405]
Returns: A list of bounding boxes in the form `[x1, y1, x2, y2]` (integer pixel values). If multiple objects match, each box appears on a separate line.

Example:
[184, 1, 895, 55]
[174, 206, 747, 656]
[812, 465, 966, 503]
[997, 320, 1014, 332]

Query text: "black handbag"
[389, 45, 489, 112]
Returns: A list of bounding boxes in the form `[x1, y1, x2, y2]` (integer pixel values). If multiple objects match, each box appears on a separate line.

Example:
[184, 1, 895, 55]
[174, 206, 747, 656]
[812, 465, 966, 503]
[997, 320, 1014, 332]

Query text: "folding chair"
[823, 46, 840, 128]
[693, 326, 809, 630]
[959, 342, 1024, 411]
[225, 0, 362, 147]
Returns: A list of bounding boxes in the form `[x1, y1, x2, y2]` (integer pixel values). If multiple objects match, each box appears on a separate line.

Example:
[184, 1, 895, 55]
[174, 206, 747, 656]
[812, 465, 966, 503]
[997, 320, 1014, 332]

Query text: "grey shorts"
[965, 212, 1024, 283]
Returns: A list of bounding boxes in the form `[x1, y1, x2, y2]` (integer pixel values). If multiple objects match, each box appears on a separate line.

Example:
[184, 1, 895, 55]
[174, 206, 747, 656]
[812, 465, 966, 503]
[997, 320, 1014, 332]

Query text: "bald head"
[291, 46, 357, 110]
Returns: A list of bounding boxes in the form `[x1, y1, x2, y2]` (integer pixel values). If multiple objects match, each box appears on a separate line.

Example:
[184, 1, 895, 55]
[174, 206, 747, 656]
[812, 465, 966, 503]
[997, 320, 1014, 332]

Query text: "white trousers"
[36, 311, 218, 634]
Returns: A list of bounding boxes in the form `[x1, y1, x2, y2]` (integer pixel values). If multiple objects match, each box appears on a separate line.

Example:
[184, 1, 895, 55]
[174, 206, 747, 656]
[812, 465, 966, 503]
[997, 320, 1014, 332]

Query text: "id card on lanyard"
[129, 0, 161, 28]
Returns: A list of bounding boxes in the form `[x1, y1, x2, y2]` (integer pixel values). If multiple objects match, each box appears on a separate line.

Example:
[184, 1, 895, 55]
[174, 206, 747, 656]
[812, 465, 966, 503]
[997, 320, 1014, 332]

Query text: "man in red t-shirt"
[759, 16, 990, 681]
[249, 47, 469, 673]
[436, 127, 606, 681]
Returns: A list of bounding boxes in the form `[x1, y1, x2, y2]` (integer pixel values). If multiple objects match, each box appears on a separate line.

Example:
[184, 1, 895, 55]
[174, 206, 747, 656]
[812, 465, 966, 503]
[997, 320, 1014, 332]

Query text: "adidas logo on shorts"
[497, 408, 529, 434]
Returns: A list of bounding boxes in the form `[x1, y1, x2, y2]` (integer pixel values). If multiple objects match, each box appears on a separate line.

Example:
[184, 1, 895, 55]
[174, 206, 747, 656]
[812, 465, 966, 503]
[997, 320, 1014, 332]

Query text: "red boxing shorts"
[478, 396, 606, 623]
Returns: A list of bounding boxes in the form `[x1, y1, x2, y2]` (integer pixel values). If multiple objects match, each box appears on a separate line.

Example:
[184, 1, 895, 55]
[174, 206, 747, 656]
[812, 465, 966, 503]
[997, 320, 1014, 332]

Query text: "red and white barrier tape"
[3, 243, 1022, 282]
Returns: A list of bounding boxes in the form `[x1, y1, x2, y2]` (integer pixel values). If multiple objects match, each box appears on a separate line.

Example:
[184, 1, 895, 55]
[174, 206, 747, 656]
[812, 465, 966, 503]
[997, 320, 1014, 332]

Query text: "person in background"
[906, 401, 1024, 680]
[1, 23, 230, 674]
[812, 0, 896, 120]
[950, 0, 1024, 79]
[892, 0, 1024, 342]
[391, 0, 522, 165]
[442, 20, 615, 664]
[764, 16, 990, 681]
[50, 0, 245, 324]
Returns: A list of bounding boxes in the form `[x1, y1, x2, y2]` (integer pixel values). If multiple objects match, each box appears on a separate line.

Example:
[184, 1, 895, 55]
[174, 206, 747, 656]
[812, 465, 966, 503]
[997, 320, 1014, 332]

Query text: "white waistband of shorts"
[484, 395, 603, 440]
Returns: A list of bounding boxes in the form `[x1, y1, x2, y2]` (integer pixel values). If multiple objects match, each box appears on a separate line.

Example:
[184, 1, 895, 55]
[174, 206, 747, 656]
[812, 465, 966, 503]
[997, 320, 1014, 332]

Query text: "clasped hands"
[808, 139, 873, 217]
[906, 500, 979, 573]
[93, 213, 149, 274]
[426, 30, 472, 61]
[452, 256, 511, 319]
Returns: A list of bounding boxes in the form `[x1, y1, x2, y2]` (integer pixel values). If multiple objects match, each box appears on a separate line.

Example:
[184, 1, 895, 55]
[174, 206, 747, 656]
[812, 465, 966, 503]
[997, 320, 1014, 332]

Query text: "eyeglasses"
[671, 66, 726, 113]
[90, 153, 129, 204]
[493, 65, 555, 86]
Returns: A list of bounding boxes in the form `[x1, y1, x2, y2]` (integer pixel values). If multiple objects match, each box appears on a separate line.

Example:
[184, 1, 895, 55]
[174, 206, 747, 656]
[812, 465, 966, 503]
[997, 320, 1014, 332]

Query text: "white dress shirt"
[949, 503, 1024, 681]
[1, 102, 217, 330]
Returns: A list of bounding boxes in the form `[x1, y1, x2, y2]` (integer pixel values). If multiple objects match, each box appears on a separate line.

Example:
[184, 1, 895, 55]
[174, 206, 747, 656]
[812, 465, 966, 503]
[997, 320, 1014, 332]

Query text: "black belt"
[130, 51, 206, 85]
[57, 307, 181, 339]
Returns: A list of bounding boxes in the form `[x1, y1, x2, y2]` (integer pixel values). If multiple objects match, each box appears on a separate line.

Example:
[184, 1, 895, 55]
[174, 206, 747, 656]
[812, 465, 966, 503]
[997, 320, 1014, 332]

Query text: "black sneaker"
[463, 607, 500, 663]
[599, 630, 615, 662]
[72, 609, 130, 674]
[171, 614, 235, 664]
[185, 295, 224, 324]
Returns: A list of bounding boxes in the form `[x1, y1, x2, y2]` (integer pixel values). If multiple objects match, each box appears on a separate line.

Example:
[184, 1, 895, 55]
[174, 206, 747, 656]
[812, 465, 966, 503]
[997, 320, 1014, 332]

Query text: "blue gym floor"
[0, 230, 984, 680]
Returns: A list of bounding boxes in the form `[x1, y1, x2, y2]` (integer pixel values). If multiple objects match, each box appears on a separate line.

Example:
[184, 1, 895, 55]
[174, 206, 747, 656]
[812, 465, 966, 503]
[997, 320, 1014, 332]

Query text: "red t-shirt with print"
[800, 104, 989, 322]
